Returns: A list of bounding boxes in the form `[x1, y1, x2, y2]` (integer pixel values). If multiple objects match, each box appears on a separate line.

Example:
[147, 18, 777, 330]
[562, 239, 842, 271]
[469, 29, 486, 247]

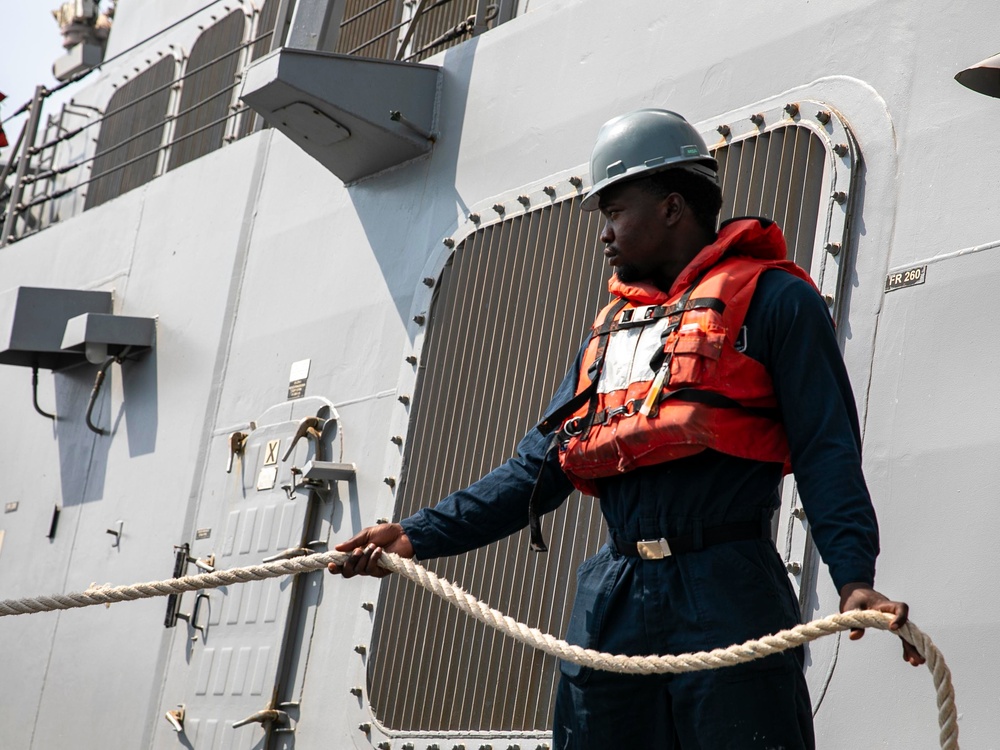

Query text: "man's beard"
[614, 264, 644, 283]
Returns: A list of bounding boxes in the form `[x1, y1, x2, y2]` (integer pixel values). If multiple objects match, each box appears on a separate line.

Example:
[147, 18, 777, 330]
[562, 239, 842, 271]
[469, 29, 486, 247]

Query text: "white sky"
[1, 3, 75, 145]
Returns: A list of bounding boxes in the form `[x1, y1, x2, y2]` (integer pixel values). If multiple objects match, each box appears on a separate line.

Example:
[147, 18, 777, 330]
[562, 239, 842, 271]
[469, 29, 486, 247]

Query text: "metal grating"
[84, 57, 175, 210]
[369, 122, 835, 735]
[714, 125, 826, 272]
[167, 10, 247, 172]
[335, 0, 402, 59]
[406, 0, 496, 62]
[238, 0, 282, 138]
[248, 0, 280, 60]
[370, 198, 611, 732]
[335, 0, 504, 61]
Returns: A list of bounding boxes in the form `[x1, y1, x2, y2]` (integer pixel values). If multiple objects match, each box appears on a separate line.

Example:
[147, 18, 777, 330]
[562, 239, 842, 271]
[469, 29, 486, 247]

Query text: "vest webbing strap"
[590, 390, 781, 426]
[595, 297, 726, 334]
[529, 267, 718, 552]
[535, 297, 630, 437]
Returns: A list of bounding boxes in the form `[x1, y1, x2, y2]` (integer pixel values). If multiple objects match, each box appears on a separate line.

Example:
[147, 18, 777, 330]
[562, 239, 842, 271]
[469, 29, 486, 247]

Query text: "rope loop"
[0, 549, 959, 749]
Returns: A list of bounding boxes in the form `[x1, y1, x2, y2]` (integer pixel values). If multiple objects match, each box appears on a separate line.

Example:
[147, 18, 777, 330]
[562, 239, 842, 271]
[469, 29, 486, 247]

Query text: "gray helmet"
[581, 108, 719, 211]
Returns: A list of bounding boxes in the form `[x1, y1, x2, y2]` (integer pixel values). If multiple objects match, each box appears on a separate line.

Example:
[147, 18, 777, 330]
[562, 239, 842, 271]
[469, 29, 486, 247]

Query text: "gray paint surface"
[1, 0, 999, 747]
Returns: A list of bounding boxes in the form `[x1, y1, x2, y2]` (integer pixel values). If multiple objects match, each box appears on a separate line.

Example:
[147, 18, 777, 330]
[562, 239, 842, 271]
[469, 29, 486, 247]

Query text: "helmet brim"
[581, 159, 719, 211]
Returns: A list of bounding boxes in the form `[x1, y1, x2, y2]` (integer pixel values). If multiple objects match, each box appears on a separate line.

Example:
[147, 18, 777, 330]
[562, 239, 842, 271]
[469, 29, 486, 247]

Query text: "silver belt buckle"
[636, 537, 672, 560]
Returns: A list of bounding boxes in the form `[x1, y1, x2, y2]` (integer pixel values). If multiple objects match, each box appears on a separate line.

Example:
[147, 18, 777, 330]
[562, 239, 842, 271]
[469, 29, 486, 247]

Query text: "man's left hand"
[839, 582, 925, 667]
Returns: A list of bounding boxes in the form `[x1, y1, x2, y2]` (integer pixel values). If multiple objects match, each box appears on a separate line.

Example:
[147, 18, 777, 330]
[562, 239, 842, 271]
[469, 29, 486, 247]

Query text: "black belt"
[609, 520, 765, 560]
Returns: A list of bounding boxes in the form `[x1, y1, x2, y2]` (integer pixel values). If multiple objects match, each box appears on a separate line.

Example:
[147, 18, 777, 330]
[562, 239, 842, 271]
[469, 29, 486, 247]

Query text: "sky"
[1, 3, 75, 147]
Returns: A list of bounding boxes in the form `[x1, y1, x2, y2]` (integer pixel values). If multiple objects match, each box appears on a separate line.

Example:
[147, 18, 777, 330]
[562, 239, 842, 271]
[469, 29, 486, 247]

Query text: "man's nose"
[600, 221, 613, 244]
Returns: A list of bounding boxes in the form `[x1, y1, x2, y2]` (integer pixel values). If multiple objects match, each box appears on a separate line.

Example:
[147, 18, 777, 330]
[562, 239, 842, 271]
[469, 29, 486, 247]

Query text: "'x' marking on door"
[264, 439, 280, 466]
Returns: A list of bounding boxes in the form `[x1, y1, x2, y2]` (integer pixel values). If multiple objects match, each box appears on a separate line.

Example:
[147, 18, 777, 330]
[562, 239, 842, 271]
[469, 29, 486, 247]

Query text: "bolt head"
[716, 124, 731, 136]
[568, 176, 583, 187]
[492, 203, 505, 214]
[469, 212, 481, 223]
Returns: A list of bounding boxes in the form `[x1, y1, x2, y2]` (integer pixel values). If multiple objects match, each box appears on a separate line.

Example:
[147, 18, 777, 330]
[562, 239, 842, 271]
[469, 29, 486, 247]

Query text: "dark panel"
[336, 0, 401, 58]
[84, 57, 175, 210]
[238, 0, 281, 138]
[369, 197, 610, 732]
[369, 123, 832, 734]
[167, 10, 247, 172]
[714, 125, 826, 266]
[335, 0, 505, 62]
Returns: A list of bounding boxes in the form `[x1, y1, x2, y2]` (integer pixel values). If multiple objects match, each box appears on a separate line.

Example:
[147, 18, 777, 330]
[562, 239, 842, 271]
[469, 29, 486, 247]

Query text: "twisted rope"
[0, 550, 958, 749]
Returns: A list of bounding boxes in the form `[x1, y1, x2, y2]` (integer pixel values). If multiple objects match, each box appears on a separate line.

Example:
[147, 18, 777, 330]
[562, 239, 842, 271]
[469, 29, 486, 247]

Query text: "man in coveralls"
[329, 109, 923, 749]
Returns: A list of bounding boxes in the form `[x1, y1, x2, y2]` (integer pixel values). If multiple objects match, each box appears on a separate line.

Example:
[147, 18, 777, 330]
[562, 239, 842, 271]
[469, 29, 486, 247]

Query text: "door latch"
[174, 592, 210, 641]
[281, 416, 326, 462]
[232, 708, 289, 729]
[164, 705, 185, 732]
[226, 431, 247, 474]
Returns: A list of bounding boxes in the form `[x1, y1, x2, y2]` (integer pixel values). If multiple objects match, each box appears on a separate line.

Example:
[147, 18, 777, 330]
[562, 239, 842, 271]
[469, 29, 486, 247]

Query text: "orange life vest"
[554, 218, 818, 497]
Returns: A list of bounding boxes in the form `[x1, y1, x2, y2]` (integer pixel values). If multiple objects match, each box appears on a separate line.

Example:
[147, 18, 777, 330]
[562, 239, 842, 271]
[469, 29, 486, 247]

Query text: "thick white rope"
[0, 550, 958, 749]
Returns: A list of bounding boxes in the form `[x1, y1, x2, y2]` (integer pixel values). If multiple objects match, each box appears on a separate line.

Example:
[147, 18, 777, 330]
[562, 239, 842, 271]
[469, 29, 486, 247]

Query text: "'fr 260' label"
[885, 265, 927, 292]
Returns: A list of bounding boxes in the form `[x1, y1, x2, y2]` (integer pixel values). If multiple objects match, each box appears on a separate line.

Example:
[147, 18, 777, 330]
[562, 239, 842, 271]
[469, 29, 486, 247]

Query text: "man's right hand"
[327, 522, 414, 579]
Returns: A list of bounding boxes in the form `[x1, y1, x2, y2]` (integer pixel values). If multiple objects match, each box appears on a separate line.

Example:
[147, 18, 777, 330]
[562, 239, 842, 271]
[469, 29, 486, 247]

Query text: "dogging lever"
[281, 416, 325, 462]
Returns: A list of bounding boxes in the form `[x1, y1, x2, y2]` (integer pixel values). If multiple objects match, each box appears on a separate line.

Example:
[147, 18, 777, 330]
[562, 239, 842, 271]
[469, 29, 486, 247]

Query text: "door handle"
[281, 416, 325, 462]
[231, 708, 288, 729]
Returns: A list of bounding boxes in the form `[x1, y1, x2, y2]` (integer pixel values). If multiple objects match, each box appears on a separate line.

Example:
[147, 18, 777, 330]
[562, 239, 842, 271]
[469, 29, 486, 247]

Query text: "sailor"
[329, 108, 923, 749]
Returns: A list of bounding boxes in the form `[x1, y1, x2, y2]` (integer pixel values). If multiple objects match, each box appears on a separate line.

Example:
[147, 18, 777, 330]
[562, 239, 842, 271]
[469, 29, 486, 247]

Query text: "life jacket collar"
[607, 217, 787, 305]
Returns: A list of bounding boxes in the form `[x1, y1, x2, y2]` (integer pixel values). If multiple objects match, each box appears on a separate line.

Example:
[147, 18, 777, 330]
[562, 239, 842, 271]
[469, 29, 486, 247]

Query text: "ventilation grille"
[715, 125, 826, 272]
[82, 5, 278, 212]
[238, 0, 281, 138]
[369, 198, 611, 732]
[369, 121, 834, 735]
[168, 10, 247, 172]
[336, 0, 402, 58]
[84, 57, 175, 210]
[336, 0, 503, 61]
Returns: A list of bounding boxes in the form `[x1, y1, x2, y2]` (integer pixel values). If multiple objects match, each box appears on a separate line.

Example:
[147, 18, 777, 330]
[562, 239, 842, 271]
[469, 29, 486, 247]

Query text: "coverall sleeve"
[755, 270, 880, 592]
[400, 356, 580, 560]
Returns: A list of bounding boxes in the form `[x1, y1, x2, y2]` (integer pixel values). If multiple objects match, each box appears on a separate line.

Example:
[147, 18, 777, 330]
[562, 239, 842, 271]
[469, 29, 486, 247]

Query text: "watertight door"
[153, 397, 342, 749]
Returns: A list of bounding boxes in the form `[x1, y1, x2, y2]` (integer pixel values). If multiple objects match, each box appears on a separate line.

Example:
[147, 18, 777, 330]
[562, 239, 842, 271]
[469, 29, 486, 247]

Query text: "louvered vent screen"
[369, 123, 831, 734]
[335, 0, 505, 61]
[168, 10, 247, 171]
[85, 57, 175, 210]
[715, 125, 826, 272]
[238, 0, 281, 138]
[406, 0, 499, 62]
[369, 198, 611, 732]
[336, 0, 402, 58]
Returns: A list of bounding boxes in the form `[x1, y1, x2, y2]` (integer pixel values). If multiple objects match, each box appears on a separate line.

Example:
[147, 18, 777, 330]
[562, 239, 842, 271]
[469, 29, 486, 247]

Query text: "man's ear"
[662, 192, 685, 226]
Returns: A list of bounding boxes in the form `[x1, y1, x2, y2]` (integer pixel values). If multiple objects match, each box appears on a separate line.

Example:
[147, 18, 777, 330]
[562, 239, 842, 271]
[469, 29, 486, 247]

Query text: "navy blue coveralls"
[401, 267, 880, 749]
